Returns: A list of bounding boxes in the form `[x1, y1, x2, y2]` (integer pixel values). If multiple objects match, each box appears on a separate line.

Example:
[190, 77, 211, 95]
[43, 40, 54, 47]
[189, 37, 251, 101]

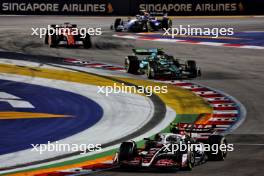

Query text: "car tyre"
[125, 56, 139, 74]
[114, 18, 123, 32]
[207, 135, 227, 161]
[118, 141, 137, 162]
[182, 151, 195, 171]
[48, 34, 57, 48]
[83, 34, 92, 49]
[162, 18, 172, 30]
[44, 32, 49, 44]
[147, 61, 157, 79]
[187, 60, 198, 78]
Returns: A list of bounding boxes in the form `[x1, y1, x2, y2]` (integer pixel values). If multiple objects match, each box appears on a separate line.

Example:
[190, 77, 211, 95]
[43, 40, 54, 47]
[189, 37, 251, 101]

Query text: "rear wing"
[50, 23, 76, 28]
[170, 123, 216, 134]
[132, 48, 164, 55]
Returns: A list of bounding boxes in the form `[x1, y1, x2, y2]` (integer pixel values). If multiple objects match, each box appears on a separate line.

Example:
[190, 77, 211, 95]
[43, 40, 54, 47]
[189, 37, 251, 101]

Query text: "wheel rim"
[147, 65, 153, 78]
[147, 67, 151, 77]
[143, 24, 147, 31]
[125, 59, 130, 72]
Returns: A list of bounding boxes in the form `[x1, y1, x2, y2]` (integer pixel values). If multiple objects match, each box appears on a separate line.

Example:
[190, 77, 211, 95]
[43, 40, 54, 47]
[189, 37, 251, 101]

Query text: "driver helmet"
[171, 126, 180, 134]
[151, 52, 158, 60]
[139, 9, 146, 16]
[154, 133, 162, 141]
[144, 12, 149, 17]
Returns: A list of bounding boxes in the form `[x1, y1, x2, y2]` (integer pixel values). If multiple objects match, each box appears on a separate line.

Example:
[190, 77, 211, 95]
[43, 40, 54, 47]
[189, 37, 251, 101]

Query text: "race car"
[113, 125, 227, 170]
[124, 48, 201, 79]
[44, 23, 92, 48]
[111, 12, 172, 32]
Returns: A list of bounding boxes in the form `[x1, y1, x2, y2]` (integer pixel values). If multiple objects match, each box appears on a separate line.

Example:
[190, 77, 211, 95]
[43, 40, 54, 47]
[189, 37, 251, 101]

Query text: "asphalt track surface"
[0, 16, 264, 175]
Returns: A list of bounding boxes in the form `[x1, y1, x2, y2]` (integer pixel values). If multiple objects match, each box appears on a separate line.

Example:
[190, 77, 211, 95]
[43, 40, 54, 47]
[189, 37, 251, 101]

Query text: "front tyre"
[162, 18, 172, 30]
[125, 56, 139, 74]
[83, 34, 92, 49]
[118, 141, 137, 163]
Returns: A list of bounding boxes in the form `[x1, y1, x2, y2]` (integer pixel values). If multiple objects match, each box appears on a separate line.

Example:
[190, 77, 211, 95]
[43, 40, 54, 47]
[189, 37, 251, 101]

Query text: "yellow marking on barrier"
[0, 111, 72, 120]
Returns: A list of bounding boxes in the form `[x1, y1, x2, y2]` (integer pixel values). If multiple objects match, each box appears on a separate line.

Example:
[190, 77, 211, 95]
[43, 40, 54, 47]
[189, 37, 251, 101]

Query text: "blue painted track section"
[0, 79, 103, 155]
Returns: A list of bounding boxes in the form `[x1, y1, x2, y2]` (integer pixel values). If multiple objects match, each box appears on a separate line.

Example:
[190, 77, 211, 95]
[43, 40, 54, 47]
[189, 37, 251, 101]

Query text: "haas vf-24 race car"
[44, 23, 92, 48]
[125, 48, 201, 79]
[113, 123, 228, 170]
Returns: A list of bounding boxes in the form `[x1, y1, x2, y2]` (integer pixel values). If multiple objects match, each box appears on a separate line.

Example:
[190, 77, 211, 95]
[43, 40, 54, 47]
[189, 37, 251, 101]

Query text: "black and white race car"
[113, 123, 227, 171]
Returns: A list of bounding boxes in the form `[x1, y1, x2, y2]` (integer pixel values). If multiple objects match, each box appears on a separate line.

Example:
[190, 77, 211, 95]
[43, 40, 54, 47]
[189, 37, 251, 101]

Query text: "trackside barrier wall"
[0, 0, 263, 15]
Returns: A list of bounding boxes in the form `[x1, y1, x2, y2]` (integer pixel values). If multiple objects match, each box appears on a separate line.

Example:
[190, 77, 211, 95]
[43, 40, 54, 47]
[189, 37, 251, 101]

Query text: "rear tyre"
[45, 25, 55, 45]
[48, 34, 57, 48]
[207, 135, 227, 161]
[83, 34, 92, 49]
[44, 33, 49, 44]
[114, 18, 123, 32]
[186, 60, 198, 78]
[182, 151, 195, 171]
[125, 56, 139, 74]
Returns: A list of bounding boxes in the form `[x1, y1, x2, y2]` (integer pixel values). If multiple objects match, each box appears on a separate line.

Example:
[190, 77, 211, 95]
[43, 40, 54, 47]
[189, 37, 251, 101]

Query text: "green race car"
[125, 48, 201, 79]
